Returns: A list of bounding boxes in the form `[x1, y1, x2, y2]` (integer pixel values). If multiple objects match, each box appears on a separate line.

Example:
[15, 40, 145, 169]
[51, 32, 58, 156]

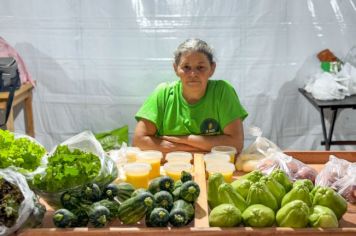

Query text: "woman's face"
[174, 51, 216, 93]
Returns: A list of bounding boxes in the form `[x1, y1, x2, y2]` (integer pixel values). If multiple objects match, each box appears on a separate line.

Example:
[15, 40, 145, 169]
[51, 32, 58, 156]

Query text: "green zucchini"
[179, 181, 200, 203]
[103, 182, 135, 202]
[117, 192, 154, 224]
[172, 187, 181, 201]
[80, 183, 102, 203]
[148, 207, 170, 227]
[131, 188, 148, 197]
[148, 176, 174, 194]
[53, 209, 76, 228]
[94, 199, 120, 219]
[173, 199, 195, 224]
[174, 180, 183, 189]
[180, 171, 193, 183]
[60, 190, 81, 210]
[154, 191, 173, 211]
[169, 200, 190, 227]
[85, 204, 111, 228]
[71, 209, 89, 227]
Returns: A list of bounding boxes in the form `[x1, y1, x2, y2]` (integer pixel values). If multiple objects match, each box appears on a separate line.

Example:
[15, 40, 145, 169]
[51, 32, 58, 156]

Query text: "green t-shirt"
[135, 80, 248, 136]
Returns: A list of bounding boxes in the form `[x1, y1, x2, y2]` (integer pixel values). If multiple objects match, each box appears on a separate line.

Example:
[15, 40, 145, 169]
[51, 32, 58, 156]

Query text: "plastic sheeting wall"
[1, 0, 356, 150]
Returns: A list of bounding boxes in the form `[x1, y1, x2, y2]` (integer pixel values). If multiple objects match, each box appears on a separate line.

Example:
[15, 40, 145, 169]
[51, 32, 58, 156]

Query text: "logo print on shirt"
[200, 118, 220, 135]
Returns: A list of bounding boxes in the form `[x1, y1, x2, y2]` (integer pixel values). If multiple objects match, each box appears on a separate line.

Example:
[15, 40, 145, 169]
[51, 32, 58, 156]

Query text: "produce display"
[207, 169, 348, 228]
[52, 171, 200, 228]
[0, 129, 46, 173]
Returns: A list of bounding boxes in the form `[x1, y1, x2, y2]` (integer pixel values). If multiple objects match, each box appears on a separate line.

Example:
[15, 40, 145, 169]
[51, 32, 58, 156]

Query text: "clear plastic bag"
[30, 130, 118, 208]
[236, 126, 280, 172]
[315, 155, 351, 187]
[331, 163, 356, 203]
[256, 150, 318, 182]
[0, 169, 36, 236]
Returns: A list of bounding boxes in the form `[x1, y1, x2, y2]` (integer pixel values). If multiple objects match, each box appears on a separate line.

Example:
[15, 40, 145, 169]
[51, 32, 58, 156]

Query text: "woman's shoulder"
[209, 79, 235, 90]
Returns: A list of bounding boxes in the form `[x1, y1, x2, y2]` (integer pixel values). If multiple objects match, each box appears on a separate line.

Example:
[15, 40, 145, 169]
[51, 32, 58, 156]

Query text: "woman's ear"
[209, 62, 216, 77]
[173, 63, 179, 75]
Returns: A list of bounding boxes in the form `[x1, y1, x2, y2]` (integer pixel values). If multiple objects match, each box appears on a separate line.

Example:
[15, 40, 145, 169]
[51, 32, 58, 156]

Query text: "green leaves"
[0, 130, 46, 172]
[32, 145, 101, 193]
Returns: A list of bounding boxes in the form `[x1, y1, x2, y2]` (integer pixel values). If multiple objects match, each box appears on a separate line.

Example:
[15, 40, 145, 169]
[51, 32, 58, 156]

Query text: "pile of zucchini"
[53, 181, 136, 228]
[53, 171, 200, 228]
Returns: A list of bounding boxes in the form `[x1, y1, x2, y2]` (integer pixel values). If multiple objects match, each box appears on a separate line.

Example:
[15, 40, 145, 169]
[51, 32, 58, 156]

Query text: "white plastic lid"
[206, 162, 235, 173]
[211, 146, 237, 154]
[137, 150, 163, 161]
[203, 153, 230, 163]
[163, 162, 193, 173]
[165, 151, 193, 163]
[123, 163, 151, 174]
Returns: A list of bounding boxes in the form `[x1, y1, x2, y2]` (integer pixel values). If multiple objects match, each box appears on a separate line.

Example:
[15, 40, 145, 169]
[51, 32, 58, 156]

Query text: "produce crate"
[16, 151, 356, 235]
[15, 154, 208, 236]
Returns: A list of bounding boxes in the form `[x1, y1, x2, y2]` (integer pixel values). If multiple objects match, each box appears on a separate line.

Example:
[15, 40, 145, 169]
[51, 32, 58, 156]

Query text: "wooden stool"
[0, 82, 35, 137]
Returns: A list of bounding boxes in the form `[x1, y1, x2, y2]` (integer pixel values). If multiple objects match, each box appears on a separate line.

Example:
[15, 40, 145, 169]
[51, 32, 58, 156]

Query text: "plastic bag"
[0, 130, 47, 177]
[304, 72, 349, 100]
[236, 126, 280, 172]
[331, 163, 356, 203]
[30, 130, 118, 208]
[95, 125, 129, 151]
[315, 155, 351, 187]
[0, 169, 37, 236]
[256, 150, 318, 182]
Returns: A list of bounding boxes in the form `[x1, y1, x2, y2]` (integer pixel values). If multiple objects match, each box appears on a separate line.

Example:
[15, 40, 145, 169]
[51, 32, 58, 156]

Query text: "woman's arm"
[133, 119, 204, 153]
[162, 119, 244, 154]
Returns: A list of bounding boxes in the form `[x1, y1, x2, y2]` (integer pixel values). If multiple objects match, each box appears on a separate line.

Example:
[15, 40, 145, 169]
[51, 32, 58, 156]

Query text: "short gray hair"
[174, 38, 215, 65]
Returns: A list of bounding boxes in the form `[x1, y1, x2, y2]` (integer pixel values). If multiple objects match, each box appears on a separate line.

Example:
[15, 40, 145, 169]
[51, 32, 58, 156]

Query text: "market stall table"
[16, 151, 356, 236]
[298, 88, 356, 150]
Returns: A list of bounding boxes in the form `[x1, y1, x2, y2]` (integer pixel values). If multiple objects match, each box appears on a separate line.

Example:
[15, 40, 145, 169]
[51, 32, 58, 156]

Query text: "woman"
[133, 39, 248, 154]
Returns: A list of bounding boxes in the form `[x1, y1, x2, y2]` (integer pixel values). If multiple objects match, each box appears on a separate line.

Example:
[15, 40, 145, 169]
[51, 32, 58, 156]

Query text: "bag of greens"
[30, 131, 118, 208]
[0, 169, 45, 236]
[95, 125, 128, 151]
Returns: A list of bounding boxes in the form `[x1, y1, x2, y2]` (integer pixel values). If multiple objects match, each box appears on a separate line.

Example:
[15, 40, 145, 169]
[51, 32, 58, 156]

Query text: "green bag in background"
[95, 125, 129, 151]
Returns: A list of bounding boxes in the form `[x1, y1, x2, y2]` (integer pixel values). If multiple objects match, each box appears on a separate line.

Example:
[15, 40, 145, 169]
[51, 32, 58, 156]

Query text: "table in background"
[0, 82, 35, 137]
[298, 88, 356, 150]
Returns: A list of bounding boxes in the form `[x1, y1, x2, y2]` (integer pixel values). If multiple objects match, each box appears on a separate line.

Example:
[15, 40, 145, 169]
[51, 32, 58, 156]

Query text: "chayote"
[242, 204, 275, 227]
[259, 175, 286, 207]
[276, 200, 309, 228]
[218, 183, 247, 212]
[239, 170, 264, 183]
[231, 178, 252, 200]
[308, 205, 338, 228]
[246, 182, 278, 212]
[281, 184, 312, 207]
[312, 186, 347, 220]
[208, 173, 224, 209]
[209, 203, 241, 227]
[270, 169, 293, 192]
[293, 179, 314, 192]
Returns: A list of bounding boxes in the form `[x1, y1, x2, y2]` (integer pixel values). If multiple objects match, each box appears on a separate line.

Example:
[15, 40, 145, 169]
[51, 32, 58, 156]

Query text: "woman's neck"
[182, 87, 206, 104]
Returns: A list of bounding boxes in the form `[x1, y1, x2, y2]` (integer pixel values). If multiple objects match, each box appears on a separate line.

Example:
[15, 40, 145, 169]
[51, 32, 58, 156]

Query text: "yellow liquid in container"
[166, 171, 182, 181]
[211, 146, 237, 163]
[126, 147, 141, 163]
[221, 172, 233, 183]
[136, 150, 163, 180]
[147, 160, 161, 179]
[123, 163, 151, 189]
[206, 162, 235, 183]
[126, 173, 149, 189]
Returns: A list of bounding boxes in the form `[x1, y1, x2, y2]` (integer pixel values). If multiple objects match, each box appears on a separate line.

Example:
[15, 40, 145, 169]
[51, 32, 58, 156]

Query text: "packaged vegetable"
[236, 126, 280, 172]
[331, 163, 356, 203]
[30, 131, 118, 208]
[242, 204, 275, 227]
[209, 204, 241, 227]
[0, 169, 45, 236]
[315, 155, 351, 187]
[276, 200, 309, 228]
[0, 130, 46, 176]
[308, 205, 338, 228]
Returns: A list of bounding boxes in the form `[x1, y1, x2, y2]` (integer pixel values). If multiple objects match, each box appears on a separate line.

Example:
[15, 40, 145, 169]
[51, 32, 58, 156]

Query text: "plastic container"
[206, 162, 235, 183]
[123, 163, 151, 189]
[203, 153, 230, 165]
[211, 146, 237, 163]
[163, 162, 193, 181]
[136, 150, 163, 179]
[165, 151, 193, 163]
[126, 147, 141, 163]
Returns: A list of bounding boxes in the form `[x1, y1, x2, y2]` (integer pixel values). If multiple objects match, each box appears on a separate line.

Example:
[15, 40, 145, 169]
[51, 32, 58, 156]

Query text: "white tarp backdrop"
[1, 0, 356, 150]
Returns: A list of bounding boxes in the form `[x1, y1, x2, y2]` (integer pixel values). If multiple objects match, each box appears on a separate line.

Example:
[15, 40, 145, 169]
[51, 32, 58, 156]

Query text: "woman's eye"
[183, 66, 191, 71]
[197, 66, 205, 71]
